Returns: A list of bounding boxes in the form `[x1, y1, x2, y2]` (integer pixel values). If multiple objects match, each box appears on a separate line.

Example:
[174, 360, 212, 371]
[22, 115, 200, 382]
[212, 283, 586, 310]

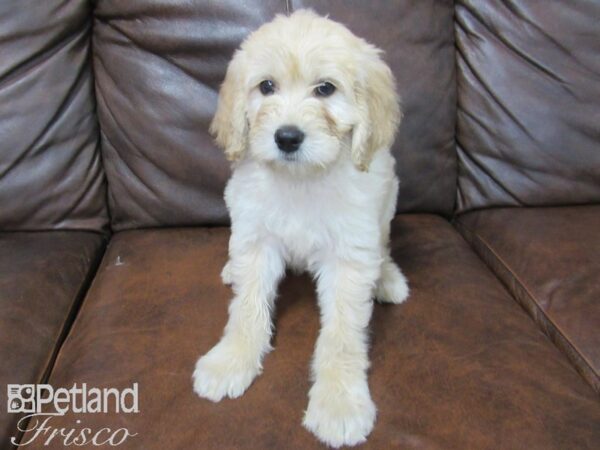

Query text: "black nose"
[275, 126, 304, 153]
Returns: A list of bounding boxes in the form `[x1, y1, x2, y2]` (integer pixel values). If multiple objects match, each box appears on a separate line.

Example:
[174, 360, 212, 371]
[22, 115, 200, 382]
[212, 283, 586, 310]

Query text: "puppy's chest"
[261, 186, 340, 251]
[243, 177, 356, 257]
[227, 165, 380, 265]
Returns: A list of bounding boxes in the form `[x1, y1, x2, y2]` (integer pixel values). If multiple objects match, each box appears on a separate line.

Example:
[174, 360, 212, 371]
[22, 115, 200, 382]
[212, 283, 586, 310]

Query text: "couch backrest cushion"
[93, 0, 287, 230]
[455, 0, 600, 213]
[0, 0, 108, 231]
[94, 0, 457, 230]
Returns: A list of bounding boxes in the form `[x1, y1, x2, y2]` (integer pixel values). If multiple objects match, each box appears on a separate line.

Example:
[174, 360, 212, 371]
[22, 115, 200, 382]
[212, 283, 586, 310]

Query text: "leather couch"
[1, 1, 598, 448]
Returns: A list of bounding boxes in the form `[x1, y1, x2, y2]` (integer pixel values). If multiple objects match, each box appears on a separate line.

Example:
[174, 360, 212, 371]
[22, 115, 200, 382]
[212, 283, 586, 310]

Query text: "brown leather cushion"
[21, 216, 600, 449]
[93, 0, 287, 230]
[455, 1, 600, 213]
[456, 206, 600, 393]
[0, 0, 108, 231]
[94, 0, 456, 231]
[0, 232, 105, 445]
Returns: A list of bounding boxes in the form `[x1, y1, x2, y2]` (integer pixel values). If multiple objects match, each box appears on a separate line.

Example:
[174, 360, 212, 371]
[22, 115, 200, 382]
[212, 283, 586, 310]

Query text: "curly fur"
[194, 10, 409, 448]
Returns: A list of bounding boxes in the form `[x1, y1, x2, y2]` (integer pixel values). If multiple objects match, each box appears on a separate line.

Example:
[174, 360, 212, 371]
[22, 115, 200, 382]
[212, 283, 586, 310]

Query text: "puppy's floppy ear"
[351, 46, 401, 171]
[210, 51, 248, 161]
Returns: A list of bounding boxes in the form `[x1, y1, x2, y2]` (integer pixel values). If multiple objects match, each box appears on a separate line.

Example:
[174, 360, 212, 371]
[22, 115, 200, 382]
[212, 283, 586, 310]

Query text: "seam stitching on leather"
[457, 220, 599, 386]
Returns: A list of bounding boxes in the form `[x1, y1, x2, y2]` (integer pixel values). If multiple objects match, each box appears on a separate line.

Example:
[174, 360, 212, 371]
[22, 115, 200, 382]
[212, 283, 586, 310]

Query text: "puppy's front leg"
[304, 257, 379, 448]
[193, 242, 284, 402]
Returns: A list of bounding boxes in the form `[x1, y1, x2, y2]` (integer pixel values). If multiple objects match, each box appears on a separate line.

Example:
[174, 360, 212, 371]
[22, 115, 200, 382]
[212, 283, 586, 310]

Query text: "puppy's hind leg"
[375, 177, 408, 304]
[375, 255, 409, 304]
[221, 259, 233, 285]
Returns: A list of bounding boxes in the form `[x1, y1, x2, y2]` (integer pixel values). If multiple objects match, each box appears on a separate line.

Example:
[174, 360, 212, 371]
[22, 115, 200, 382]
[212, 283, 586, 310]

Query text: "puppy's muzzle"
[275, 125, 304, 153]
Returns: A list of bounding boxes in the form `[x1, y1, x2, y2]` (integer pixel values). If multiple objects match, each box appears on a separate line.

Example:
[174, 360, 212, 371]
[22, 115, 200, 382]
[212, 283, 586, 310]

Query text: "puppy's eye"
[259, 80, 275, 95]
[314, 82, 336, 97]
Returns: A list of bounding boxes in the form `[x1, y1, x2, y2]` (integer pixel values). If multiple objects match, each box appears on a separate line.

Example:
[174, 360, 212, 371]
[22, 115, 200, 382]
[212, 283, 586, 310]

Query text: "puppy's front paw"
[303, 379, 376, 448]
[192, 341, 261, 402]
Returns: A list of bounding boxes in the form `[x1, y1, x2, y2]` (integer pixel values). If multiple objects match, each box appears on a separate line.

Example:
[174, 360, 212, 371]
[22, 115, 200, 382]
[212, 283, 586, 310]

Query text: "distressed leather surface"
[0, 231, 105, 445]
[456, 206, 600, 393]
[22, 216, 600, 449]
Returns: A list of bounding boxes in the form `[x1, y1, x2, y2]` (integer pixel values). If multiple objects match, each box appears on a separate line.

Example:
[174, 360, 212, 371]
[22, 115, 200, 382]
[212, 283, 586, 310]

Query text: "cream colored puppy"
[193, 10, 409, 448]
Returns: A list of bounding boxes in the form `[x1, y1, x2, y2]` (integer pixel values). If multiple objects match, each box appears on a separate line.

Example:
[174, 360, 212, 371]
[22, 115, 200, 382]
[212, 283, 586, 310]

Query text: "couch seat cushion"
[456, 206, 600, 392]
[0, 231, 105, 445]
[21, 216, 600, 449]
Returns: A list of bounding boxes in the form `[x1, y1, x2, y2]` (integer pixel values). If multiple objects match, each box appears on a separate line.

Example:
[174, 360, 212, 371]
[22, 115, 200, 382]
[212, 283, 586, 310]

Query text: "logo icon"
[7, 384, 36, 413]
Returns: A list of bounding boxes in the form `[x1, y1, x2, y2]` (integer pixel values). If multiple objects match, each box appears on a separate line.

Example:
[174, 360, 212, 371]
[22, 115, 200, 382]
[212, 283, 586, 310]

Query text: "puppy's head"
[210, 10, 401, 172]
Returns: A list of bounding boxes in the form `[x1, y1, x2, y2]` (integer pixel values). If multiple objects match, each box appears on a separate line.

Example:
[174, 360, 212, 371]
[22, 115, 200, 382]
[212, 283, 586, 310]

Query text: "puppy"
[193, 10, 409, 448]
